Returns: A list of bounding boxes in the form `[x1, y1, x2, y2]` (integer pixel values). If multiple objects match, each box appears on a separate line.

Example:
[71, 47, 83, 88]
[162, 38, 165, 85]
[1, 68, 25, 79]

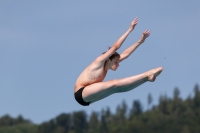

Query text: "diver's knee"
[108, 79, 118, 88]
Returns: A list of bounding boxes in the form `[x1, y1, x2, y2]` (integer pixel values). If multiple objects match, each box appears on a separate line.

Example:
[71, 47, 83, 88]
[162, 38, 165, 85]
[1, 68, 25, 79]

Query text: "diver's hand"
[129, 17, 138, 31]
[138, 30, 150, 44]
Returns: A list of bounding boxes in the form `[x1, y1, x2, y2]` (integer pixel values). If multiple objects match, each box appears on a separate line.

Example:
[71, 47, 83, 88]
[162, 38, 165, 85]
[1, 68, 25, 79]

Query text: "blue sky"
[1, 1, 200, 124]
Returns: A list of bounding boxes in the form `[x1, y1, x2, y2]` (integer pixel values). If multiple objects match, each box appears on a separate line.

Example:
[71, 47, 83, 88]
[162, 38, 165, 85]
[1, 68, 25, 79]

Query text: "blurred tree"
[105, 107, 112, 124]
[15, 115, 24, 124]
[38, 119, 56, 133]
[148, 93, 153, 110]
[100, 109, 108, 133]
[72, 111, 88, 133]
[15, 115, 31, 124]
[174, 87, 180, 100]
[193, 84, 200, 107]
[115, 100, 128, 123]
[0, 123, 37, 133]
[105, 107, 111, 118]
[88, 111, 99, 132]
[159, 94, 169, 115]
[129, 100, 142, 119]
[180, 125, 191, 133]
[0, 115, 13, 126]
[56, 113, 72, 132]
[0, 114, 31, 127]
[1, 84, 200, 133]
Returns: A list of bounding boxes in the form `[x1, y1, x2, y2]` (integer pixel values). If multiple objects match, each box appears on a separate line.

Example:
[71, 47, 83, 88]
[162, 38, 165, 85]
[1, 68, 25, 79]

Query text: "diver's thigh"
[82, 80, 117, 102]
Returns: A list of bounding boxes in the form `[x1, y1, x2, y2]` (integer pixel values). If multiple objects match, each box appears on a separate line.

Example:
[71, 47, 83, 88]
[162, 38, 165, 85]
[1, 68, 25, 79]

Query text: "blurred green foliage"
[0, 84, 199, 133]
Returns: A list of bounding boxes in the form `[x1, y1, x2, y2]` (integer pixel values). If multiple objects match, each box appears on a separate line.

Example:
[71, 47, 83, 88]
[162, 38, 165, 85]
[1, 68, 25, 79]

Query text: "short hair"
[102, 47, 120, 61]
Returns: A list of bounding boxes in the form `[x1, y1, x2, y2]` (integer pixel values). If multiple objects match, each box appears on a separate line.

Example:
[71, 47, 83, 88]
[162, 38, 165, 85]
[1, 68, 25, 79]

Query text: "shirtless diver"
[74, 17, 163, 106]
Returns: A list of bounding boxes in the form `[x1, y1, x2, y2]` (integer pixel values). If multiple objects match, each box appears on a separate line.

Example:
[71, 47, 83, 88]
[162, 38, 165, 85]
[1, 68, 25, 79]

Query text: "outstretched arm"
[96, 17, 138, 63]
[113, 17, 138, 49]
[119, 30, 150, 62]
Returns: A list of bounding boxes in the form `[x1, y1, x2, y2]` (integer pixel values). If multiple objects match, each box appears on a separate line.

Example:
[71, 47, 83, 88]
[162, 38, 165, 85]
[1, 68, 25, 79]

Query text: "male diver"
[74, 17, 163, 106]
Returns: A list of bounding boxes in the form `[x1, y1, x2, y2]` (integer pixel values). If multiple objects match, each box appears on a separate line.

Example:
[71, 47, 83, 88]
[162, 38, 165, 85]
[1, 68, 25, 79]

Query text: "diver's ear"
[105, 59, 110, 65]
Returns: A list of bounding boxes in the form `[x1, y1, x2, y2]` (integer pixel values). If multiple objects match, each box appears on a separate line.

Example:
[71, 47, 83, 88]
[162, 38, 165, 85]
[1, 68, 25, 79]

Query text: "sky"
[0, 1, 200, 124]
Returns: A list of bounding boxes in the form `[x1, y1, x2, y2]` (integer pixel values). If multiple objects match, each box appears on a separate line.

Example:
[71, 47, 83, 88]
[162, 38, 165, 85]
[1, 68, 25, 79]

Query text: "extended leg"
[116, 77, 148, 93]
[82, 67, 163, 104]
[90, 78, 148, 103]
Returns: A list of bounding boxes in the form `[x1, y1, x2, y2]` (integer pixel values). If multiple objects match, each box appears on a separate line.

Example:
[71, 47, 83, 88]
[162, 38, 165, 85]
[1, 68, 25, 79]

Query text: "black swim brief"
[74, 87, 90, 106]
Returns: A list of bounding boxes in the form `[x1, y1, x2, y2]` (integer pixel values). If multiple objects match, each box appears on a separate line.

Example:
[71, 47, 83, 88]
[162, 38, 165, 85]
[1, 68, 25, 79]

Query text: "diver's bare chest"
[85, 68, 107, 83]
[76, 68, 107, 88]
[89, 70, 106, 81]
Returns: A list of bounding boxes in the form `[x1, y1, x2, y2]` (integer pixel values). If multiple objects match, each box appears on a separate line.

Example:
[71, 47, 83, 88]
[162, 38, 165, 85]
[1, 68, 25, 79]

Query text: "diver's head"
[103, 51, 120, 71]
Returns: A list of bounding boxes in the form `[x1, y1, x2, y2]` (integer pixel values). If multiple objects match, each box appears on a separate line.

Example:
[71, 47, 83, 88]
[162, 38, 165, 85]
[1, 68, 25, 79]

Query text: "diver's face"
[109, 56, 120, 71]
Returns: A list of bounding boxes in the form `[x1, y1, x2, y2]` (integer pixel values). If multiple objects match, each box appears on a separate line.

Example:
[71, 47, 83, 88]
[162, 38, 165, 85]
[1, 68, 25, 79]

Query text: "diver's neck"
[104, 61, 110, 71]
